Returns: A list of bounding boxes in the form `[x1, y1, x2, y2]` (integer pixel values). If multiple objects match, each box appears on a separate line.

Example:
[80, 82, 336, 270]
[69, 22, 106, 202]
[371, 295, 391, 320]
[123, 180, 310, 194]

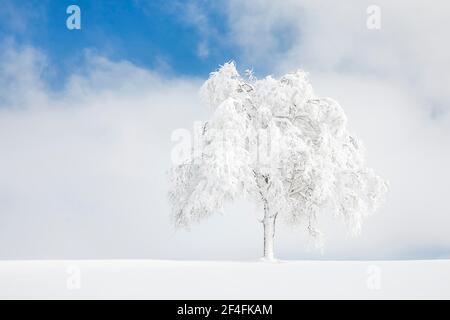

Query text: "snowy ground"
[0, 259, 449, 299]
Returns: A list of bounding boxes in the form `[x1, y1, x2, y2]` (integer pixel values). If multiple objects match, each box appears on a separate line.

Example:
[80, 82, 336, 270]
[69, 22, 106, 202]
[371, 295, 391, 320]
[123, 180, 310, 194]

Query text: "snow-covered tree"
[169, 62, 387, 260]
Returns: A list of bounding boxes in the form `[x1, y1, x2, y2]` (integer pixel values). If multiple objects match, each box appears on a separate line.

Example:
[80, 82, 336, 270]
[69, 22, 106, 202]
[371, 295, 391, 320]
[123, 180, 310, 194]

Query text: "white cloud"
[0, 43, 211, 259]
[226, 0, 450, 111]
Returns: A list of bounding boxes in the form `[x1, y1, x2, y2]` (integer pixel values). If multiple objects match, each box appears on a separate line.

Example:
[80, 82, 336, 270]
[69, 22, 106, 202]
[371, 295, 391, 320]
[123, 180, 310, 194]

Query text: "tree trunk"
[262, 210, 276, 261]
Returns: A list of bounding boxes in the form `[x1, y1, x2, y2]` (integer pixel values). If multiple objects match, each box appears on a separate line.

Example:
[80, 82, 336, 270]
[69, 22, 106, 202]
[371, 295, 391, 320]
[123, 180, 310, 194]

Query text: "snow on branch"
[169, 62, 388, 248]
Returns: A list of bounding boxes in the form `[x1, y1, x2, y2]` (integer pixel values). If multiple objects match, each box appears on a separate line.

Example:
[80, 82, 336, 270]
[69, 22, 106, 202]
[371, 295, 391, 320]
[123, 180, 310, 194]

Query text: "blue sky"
[0, 0, 235, 82]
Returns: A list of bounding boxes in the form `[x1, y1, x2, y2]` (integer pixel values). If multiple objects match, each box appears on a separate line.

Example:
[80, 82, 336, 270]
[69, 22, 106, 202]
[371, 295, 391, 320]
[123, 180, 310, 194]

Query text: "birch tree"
[169, 62, 387, 260]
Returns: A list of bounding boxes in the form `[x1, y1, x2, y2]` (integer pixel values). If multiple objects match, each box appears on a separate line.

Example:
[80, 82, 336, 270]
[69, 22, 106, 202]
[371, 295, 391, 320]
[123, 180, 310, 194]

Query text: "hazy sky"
[0, 0, 449, 260]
